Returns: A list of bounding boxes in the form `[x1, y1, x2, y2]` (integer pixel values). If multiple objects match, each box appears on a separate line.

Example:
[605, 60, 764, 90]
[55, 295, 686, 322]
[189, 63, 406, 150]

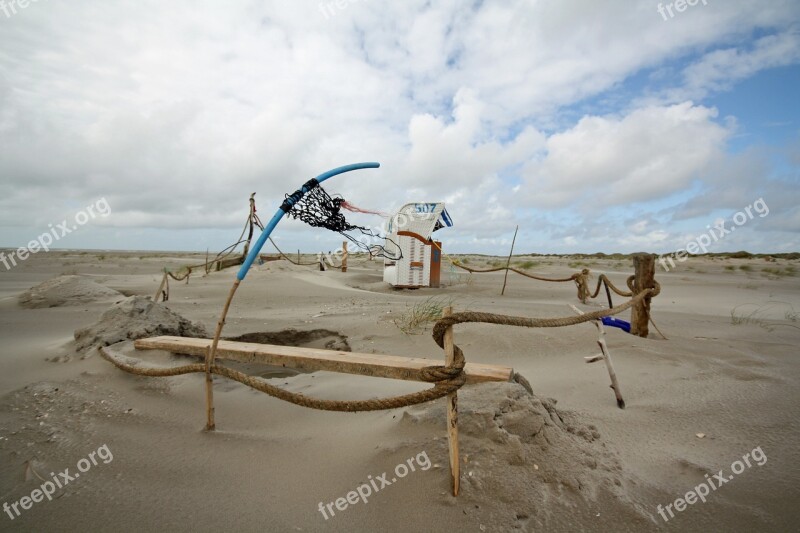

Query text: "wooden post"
[341, 241, 348, 273]
[153, 271, 167, 302]
[243, 193, 256, 259]
[500, 225, 519, 296]
[297, 249, 300, 265]
[593, 318, 625, 409]
[442, 306, 460, 496]
[630, 253, 656, 338]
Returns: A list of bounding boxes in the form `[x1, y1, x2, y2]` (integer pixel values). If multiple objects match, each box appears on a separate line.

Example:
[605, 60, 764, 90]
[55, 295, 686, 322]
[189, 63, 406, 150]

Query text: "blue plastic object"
[601, 316, 631, 333]
[236, 162, 380, 281]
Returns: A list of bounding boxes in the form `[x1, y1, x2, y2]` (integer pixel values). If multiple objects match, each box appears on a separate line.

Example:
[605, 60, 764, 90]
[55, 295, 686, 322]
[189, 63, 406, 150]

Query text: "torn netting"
[284, 184, 401, 260]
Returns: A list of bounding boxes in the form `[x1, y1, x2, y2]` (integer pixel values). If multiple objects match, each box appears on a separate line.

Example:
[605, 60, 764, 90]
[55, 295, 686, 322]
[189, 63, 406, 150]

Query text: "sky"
[0, 0, 799, 255]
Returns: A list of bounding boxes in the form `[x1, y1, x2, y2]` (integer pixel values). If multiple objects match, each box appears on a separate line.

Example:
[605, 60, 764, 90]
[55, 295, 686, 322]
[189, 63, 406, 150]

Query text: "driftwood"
[571, 305, 625, 408]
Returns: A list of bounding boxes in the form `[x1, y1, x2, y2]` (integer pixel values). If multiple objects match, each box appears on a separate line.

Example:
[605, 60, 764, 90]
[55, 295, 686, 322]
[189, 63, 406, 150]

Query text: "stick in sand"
[500, 225, 519, 296]
[571, 304, 625, 409]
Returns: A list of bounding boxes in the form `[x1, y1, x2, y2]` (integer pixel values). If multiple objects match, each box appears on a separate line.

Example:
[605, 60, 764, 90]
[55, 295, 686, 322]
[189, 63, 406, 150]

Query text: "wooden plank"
[443, 306, 460, 496]
[134, 336, 513, 384]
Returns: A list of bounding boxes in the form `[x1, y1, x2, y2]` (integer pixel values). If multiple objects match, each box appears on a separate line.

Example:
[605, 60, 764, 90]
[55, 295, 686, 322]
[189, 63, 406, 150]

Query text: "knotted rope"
[573, 270, 638, 303]
[101, 288, 656, 412]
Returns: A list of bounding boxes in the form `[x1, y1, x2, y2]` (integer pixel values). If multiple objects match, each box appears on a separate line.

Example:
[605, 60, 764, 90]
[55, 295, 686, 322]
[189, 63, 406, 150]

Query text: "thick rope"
[99, 346, 463, 412]
[575, 272, 635, 301]
[100, 287, 657, 413]
[452, 261, 579, 282]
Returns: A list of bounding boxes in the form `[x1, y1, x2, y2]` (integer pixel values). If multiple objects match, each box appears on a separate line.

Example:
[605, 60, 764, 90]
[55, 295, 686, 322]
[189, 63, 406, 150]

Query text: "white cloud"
[0, 0, 798, 253]
[519, 103, 730, 208]
[658, 29, 800, 103]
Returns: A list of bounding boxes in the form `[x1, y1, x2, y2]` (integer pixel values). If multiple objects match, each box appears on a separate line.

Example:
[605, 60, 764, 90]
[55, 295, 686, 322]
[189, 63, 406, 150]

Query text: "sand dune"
[0, 251, 798, 531]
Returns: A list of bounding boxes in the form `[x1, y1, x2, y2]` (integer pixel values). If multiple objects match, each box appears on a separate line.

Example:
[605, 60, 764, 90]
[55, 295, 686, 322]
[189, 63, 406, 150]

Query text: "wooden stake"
[153, 271, 167, 302]
[297, 249, 300, 265]
[204, 344, 214, 428]
[630, 253, 656, 338]
[571, 305, 625, 409]
[595, 318, 625, 409]
[204, 279, 241, 430]
[341, 241, 348, 273]
[243, 193, 256, 259]
[442, 306, 460, 496]
[500, 225, 518, 296]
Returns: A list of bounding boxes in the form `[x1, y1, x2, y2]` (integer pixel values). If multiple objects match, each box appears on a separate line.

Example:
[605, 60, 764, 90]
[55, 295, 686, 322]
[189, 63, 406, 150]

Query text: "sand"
[0, 250, 798, 532]
[73, 295, 208, 352]
[18, 275, 123, 309]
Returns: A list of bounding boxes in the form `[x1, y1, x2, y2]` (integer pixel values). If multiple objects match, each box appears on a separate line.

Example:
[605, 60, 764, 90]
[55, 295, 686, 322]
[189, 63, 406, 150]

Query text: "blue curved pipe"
[236, 162, 380, 280]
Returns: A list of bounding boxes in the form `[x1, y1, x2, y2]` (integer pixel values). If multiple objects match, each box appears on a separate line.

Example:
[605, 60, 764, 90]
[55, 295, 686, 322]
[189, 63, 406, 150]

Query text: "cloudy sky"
[1, 0, 799, 255]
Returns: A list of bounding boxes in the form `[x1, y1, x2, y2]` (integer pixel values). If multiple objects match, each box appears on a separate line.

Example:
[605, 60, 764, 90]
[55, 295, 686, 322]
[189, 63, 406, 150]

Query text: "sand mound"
[401, 382, 650, 529]
[74, 296, 208, 351]
[18, 275, 123, 309]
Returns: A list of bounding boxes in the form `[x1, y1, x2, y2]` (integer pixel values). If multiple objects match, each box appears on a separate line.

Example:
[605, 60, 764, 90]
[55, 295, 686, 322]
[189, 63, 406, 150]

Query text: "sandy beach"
[0, 250, 798, 532]
[3, 1, 799, 531]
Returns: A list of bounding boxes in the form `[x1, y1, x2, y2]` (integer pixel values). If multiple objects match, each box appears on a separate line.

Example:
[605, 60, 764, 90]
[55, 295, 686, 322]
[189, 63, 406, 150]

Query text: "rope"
[453, 261, 579, 282]
[434, 242, 582, 284]
[268, 237, 318, 266]
[153, 198, 270, 302]
[100, 287, 657, 412]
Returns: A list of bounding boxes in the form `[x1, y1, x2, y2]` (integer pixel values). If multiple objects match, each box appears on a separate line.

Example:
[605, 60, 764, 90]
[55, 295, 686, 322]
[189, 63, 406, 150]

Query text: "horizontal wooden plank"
[133, 336, 513, 384]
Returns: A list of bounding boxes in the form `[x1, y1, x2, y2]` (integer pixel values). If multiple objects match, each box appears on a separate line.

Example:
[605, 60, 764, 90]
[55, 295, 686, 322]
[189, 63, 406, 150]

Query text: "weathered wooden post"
[630, 253, 656, 337]
[442, 306, 460, 496]
[153, 270, 168, 302]
[242, 193, 256, 259]
[341, 241, 348, 273]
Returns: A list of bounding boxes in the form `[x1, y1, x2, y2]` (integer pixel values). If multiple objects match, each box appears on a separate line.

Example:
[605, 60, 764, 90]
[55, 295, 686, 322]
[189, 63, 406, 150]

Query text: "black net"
[284, 184, 402, 260]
